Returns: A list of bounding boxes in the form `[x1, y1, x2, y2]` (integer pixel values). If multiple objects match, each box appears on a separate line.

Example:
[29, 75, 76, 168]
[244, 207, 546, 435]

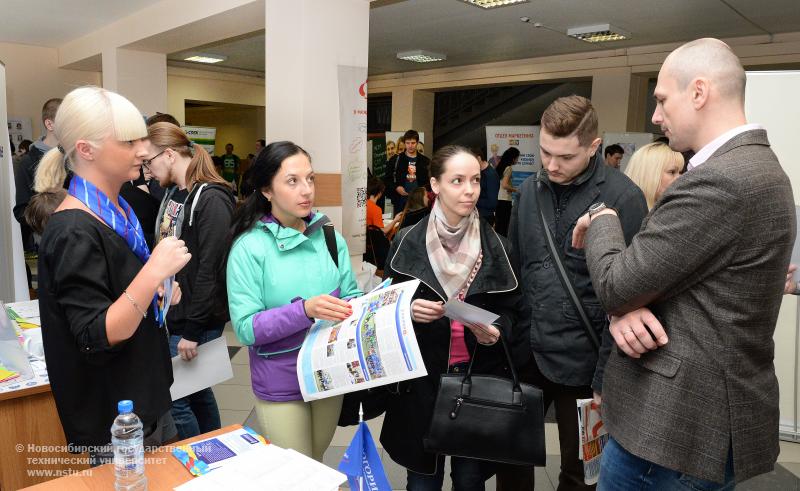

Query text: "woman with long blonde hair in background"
[624, 142, 683, 209]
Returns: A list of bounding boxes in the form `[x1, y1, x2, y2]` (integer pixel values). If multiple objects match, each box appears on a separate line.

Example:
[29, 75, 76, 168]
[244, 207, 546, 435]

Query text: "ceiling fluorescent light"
[397, 50, 447, 63]
[459, 0, 529, 9]
[184, 53, 227, 64]
[567, 24, 629, 43]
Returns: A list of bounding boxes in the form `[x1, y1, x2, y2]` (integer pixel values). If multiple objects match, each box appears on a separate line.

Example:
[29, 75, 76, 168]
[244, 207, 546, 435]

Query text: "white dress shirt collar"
[687, 123, 765, 172]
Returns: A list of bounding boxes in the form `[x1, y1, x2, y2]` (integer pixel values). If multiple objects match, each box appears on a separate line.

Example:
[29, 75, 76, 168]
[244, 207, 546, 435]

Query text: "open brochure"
[297, 279, 427, 401]
[172, 426, 269, 476]
[577, 398, 609, 485]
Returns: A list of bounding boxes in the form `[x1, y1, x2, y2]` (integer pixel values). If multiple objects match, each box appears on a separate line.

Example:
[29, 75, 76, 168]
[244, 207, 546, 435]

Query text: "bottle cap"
[118, 400, 134, 414]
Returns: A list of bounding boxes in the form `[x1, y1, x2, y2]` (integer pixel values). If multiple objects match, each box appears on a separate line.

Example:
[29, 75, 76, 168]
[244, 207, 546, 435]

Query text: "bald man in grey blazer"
[571, 38, 796, 489]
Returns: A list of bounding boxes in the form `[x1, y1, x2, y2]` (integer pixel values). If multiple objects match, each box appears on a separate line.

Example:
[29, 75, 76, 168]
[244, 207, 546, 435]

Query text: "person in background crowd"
[604, 143, 625, 169]
[488, 143, 501, 167]
[221, 143, 240, 187]
[366, 177, 403, 236]
[381, 145, 528, 491]
[24, 188, 67, 236]
[493, 147, 520, 237]
[227, 141, 361, 461]
[624, 142, 683, 209]
[385, 140, 396, 161]
[396, 137, 406, 156]
[17, 139, 32, 157]
[572, 37, 796, 490]
[14, 98, 62, 252]
[475, 148, 500, 226]
[417, 141, 425, 155]
[256, 138, 266, 155]
[145, 122, 235, 439]
[498, 95, 647, 491]
[146, 112, 181, 127]
[396, 187, 430, 231]
[392, 130, 431, 213]
[36, 86, 190, 466]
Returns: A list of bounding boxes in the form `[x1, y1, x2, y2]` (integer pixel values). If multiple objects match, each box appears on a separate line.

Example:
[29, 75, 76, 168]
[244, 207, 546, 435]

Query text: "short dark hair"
[257, 139, 266, 147]
[367, 177, 385, 197]
[41, 98, 62, 125]
[146, 112, 180, 127]
[604, 144, 624, 157]
[541, 95, 598, 147]
[226, 143, 234, 148]
[402, 129, 419, 143]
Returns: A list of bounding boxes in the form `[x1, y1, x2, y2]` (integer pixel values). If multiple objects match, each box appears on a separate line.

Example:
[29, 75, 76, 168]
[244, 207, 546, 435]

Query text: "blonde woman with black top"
[37, 86, 190, 464]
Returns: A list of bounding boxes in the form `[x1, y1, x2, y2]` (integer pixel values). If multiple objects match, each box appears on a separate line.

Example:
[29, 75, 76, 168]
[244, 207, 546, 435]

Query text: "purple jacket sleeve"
[251, 288, 342, 348]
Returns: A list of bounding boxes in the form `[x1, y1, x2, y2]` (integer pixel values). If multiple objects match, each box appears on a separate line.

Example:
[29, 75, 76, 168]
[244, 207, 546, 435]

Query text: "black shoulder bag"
[423, 334, 546, 465]
[536, 182, 600, 349]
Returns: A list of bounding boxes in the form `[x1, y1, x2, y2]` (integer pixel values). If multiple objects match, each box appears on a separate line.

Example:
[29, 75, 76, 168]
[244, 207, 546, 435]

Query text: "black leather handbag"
[423, 335, 546, 466]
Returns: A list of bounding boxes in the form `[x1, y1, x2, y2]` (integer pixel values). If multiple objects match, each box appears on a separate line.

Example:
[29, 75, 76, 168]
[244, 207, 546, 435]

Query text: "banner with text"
[485, 125, 540, 170]
[182, 126, 217, 155]
[338, 66, 368, 255]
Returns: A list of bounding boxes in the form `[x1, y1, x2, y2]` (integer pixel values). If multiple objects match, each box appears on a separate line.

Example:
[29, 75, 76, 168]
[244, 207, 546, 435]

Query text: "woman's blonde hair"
[624, 142, 684, 209]
[35, 86, 147, 191]
[147, 122, 228, 189]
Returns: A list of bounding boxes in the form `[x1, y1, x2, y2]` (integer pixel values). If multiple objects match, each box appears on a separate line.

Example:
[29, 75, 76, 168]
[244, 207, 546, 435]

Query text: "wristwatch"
[588, 202, 607, 221]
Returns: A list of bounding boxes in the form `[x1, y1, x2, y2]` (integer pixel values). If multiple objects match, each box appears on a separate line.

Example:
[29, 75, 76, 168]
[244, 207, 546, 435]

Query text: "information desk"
[22, 424, 244, 490]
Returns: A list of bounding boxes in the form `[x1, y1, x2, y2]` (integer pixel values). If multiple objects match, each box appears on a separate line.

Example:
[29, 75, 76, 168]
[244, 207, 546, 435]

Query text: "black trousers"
[495, 359, 595, 491]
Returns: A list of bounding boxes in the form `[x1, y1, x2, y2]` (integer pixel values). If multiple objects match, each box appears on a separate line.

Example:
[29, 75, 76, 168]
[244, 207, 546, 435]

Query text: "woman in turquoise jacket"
[226, 141, 361, 461]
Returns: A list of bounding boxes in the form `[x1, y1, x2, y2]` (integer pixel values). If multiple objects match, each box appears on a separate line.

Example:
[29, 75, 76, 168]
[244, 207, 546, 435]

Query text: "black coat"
[509, 156, 647, 391]
[380, 214, 529, 474]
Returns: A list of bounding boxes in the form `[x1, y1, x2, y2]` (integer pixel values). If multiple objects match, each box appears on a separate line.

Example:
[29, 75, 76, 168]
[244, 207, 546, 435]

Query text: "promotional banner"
[338, 66, 368, 255]
[485, 125, 540, 169]
[182, 126, 217, 155]
[7, 118, 32, 146]
[369, 138, 386, 178]
[0, 63, 30, 302]
[602, 132, 654, 173]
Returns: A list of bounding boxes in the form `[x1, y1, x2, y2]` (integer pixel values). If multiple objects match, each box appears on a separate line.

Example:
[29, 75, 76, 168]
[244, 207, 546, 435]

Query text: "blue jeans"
[407, 454, 496, 491]
[598, 437, 734, 491]
[168, 327, 224, 439]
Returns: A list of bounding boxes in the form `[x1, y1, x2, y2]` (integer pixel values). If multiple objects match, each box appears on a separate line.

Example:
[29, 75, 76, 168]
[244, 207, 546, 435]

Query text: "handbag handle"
[460, 332, 523, 405]
[535, 179, 601, 350]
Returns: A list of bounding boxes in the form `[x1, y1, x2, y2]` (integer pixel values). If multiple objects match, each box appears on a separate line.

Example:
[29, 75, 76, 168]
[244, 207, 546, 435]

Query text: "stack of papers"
[174, 445, 346, 491]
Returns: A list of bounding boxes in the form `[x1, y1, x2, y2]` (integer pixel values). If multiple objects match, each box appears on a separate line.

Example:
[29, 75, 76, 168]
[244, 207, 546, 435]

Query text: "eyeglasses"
[142, 150, 166, 170]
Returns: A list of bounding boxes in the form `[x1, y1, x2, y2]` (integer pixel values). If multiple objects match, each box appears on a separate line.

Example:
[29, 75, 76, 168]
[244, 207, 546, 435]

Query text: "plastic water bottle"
[111, 400, 147, 491]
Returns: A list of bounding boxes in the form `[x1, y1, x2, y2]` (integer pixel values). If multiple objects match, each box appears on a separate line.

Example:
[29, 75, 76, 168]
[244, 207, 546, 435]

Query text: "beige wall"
[185, 105, 264, 158]
[167, 67, 265, 127]
[0, 43, 100, 140]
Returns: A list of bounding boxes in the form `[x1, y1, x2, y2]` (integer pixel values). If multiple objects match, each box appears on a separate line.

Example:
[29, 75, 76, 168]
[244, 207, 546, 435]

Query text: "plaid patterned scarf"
[425, 199, 481, 299]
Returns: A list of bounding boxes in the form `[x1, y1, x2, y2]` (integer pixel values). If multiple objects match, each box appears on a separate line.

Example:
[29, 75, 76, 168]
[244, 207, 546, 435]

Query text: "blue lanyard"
[68, 175, 163, 326]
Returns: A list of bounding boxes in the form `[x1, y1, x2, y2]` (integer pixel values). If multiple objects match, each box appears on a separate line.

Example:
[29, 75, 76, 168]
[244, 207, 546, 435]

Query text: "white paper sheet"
[170, 336, 233, 401]
[174, 445, 345, 491]
[444, 300, 500, 326]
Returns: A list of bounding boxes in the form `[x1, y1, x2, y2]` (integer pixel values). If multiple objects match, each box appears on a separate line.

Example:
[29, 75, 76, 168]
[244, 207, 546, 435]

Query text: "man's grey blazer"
[585, 129, 796, 483]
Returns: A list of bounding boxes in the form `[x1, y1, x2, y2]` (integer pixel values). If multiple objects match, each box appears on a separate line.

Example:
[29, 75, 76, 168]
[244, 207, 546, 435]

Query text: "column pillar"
[265, 0, 370, 254]
[102, 48, 167, 117]
[391, 87, 435, 149]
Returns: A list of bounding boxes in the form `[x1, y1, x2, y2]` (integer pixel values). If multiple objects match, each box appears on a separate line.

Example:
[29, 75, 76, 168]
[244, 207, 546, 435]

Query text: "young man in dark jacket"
[499, 96, 648, 490]
[388, 129, 430, 213]
[13, 98, 62, 251]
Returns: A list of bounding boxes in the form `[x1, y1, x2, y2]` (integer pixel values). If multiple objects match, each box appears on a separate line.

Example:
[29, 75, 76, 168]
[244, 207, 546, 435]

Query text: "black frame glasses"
[142, 149, 166, 170]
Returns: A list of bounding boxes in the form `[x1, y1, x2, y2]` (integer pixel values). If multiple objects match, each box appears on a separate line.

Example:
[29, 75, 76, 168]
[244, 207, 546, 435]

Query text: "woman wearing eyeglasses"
[143, 122, 235, 439]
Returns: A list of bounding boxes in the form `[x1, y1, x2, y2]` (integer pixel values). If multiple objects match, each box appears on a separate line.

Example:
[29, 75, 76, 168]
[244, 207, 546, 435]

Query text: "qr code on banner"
[356, 187, 367, 208]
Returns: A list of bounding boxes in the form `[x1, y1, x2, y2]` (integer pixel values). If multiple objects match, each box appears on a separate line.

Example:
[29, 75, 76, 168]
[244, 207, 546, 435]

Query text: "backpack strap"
[323, 224, 338, 268]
